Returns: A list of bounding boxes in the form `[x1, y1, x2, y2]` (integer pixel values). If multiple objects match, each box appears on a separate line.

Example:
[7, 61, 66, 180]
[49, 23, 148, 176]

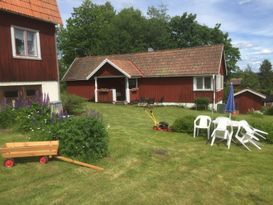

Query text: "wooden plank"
[5, 141, 59, 148]
[0, 145, 58, 153]
[55, 156, 104, 172]
[2, 150, 58, 158]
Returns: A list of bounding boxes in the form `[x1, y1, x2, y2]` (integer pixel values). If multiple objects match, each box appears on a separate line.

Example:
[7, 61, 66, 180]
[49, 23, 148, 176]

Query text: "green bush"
[194, 97, 209, 110]
[265, 107, 273, 115]
[0, 108, 17, 129]
[45, 116, 109, 161]
[61, 92, 85, 115]
[246, 118, 273, 144]
[15, 103, 51, 133]
[171, 115, 196, 134]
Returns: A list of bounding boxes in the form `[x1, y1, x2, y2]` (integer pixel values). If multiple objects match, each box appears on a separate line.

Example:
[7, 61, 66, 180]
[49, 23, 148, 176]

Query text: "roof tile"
[63, 44, 224, 81]
[0, 0, 62, 24]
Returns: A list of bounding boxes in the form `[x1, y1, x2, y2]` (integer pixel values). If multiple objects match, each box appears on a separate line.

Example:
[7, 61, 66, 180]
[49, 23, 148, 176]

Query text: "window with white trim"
[11, 26, 41, 59]
[193, 76, 213, 91]
[129, 78, 138, 89]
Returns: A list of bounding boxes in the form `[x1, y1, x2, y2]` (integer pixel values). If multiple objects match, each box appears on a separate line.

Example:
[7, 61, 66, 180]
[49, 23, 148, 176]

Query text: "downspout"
[213, 74, 216, 112]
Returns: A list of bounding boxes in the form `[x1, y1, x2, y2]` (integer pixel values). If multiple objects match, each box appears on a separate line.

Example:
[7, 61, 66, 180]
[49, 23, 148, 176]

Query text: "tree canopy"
[58, 0, 240, 74]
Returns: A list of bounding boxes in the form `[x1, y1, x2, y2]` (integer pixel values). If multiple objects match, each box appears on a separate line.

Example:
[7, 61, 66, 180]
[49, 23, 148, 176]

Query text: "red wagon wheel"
[4, 159, 15, 168]
[39, 156, 48, 164]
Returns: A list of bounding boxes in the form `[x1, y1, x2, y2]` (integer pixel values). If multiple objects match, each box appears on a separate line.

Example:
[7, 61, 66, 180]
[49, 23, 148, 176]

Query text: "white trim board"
[86, 58, 131, 80]
[234, 89, 266, 99]
[0, 81, 60, 102]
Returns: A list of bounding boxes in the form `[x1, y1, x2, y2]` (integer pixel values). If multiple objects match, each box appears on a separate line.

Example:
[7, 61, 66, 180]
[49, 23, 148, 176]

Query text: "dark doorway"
[98, 78, 126, 101]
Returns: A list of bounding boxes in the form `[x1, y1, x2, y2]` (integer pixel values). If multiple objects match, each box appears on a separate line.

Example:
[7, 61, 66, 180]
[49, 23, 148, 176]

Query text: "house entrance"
[97, 77, 126, 102]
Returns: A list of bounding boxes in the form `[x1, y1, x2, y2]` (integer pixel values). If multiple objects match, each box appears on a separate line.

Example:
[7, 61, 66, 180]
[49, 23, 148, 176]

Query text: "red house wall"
[94, 63, 123, 77]
[235, 92, 264, 114]
[0, 12, 58, 82]
[138, 77, 214, 103]
[66, 81, 94, 100]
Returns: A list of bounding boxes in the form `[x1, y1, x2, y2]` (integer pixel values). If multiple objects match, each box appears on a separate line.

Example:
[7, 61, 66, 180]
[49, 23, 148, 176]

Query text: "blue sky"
[57, 0, 273, 71]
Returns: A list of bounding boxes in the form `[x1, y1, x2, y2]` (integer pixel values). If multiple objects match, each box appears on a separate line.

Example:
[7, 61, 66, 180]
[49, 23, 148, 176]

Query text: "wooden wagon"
[0, 141, 59, 167]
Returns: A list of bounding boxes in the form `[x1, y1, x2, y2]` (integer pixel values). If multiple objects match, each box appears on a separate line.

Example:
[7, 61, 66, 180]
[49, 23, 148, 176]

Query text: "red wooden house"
[0, 0, 62, 104]
[234, 89, 266, 113]
[63, 45, 226, 108]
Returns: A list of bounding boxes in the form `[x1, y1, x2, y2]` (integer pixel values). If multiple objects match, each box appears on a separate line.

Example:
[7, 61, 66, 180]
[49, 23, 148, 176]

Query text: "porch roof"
[63, 44, 225, 81]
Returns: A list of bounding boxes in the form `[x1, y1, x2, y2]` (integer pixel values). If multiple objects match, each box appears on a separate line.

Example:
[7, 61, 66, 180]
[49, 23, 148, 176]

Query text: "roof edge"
[62, 58, 79, 81]
[234, 89, 266, 99]
[85, 58, 131, 80]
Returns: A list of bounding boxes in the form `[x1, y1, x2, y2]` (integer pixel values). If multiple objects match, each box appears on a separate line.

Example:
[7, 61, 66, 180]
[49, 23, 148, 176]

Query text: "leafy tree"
[147, 4, 170, 22]
[240, 65, 260, 90]
[58, 0, 115, 65]
[58, 2, 240, 75]
[169, 13, 240, 74]
[145, 5, 172, 50]
[107, 8, 148, 54]
[259, 59, 273, 95]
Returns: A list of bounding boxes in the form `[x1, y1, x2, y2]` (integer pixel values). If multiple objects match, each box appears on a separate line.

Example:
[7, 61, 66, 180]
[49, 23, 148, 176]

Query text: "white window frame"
[129, 78, 138, 89]
[10, 25, 41, 60]
[193, 76, 213, 91]
[216, 74, 224, 91]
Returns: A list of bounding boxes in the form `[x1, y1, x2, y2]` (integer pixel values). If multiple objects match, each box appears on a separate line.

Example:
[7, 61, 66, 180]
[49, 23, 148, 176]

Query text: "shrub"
[265, 107, 273, 115]
[61, 92, 85, 115]
[44, 116, 109, 161]
[194, 97, 209, 110]
[15, 103, 51, 133]
[84, 108, 103, 121]
[0, 108, 17, 129]
[246, 118, 273, 144]
[171, 115, 196, 134]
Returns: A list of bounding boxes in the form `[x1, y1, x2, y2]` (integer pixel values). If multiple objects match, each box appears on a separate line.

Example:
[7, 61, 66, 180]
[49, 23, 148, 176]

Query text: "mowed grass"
[0, 103, 273, 205]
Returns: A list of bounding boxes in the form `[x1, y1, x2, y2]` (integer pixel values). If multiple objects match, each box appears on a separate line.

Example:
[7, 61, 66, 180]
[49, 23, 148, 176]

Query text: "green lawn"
[0, 103, 273, 205]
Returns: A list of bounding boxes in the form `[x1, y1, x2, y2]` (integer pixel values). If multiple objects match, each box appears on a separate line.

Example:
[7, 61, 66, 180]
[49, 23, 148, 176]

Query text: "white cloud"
[238, 0, 252, 5]
[233, 41, 254, 49]
[253, 48, 273, 55]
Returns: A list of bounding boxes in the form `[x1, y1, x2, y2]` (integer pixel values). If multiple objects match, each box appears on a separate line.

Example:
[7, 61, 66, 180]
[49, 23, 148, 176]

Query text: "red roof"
[109, 59, 144, 77]
[63, 44, 225, 81]
[0, 0, 62, 24]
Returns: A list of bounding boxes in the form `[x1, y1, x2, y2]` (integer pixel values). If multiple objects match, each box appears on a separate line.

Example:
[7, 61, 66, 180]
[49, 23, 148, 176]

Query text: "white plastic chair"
[234, 122, 262, 151]
[211, 117, 233, 149]
[193, 115, 211, 139]
[239, 120, 267, 140]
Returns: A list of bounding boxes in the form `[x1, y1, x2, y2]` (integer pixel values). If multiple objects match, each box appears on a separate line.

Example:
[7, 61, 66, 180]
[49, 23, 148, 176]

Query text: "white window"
[193, 76, 213, 91]
[11, 26, 41, 60]
[216, 75, 224, 90]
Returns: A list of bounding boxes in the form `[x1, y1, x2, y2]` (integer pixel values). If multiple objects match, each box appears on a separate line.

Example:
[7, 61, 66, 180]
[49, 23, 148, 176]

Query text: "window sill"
[193, 89, 213, 92]
[13, 56, 42, 61]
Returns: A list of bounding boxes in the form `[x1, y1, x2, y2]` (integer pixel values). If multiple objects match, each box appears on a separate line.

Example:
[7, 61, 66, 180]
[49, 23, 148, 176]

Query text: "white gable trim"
[62, 58, 78, 81]
[86, 58, 131, 80]
[234, 89, 266, 99]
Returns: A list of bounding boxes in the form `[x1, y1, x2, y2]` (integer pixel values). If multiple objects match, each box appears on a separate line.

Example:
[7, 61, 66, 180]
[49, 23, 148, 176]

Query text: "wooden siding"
[220, 55, 225, 75]
[216, 90, 224, 102]
[235, 92, 264, 114]
[97, 90, 112, 103]
[0, 11, 58, 82]
[66, 76, 225, 103]
[130, 89, 139, 103]
[66, 81, 94, 100]
[94, 63, 123, 77]
[138, 77, 214, 103]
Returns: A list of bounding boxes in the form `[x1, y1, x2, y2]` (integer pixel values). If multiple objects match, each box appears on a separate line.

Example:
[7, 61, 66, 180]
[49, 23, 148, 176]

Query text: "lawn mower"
[144, 107, 171, 131]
